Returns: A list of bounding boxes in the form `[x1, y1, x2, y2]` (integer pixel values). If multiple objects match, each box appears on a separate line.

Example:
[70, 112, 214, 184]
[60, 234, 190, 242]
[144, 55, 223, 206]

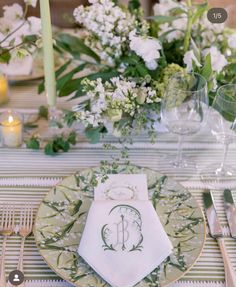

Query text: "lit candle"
[39, 0, 57, 107]
[1, 111, 22, 147]
[0, 74, 9, 105]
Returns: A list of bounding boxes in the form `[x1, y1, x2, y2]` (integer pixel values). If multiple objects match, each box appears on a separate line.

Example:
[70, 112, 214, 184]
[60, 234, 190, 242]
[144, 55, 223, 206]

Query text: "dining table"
[0, 81, 236, 287]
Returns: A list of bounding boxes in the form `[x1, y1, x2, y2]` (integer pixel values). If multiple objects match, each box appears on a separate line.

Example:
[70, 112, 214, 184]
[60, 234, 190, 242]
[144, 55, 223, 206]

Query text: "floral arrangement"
[71, 76, 161, 142]
[0, 0, 40, 64]
[48, 0, 236, 143]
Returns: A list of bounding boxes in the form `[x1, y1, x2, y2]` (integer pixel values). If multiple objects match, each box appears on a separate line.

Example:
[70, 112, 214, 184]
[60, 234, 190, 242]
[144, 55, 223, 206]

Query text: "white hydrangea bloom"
[202, 46, 228, 73]
[24, 0, 38, 8]
[183, 50, 202, 71]
[228, 34, 236, 49]
[129, 33, 162, 70]
[3, 4, 23, 21]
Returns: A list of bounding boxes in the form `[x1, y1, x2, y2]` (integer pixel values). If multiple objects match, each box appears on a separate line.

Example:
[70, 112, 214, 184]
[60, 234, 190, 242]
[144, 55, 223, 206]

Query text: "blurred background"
[0, 0, 235, 28]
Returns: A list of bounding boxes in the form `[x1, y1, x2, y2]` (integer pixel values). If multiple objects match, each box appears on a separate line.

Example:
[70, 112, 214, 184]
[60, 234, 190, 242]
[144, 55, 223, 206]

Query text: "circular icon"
[8, 270, 24, 286]
[207, 8, 228, 24]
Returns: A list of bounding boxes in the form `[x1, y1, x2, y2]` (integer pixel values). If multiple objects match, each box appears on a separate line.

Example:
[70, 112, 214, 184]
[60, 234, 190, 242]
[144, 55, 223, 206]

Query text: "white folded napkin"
[78, 174, 173, 287]
[0, 55, 33, 76]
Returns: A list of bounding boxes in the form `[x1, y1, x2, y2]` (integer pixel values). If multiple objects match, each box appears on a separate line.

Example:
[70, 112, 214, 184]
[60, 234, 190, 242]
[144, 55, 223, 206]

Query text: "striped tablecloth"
[0, 83, 236, 287]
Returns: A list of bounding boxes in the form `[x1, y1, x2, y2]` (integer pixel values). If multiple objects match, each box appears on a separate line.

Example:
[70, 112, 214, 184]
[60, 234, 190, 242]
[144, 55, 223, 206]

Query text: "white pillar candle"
[39, 0, 57, 107]
[1, 111, 22, 147]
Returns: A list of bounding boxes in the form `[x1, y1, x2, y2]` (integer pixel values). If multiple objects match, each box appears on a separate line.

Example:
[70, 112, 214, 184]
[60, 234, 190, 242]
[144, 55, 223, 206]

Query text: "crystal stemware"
[201, 84, 236, 183]
[161, 72, 208, 169]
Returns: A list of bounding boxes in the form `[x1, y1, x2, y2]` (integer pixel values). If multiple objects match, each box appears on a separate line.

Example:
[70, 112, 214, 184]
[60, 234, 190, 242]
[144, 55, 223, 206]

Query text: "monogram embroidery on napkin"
[104, 184, 138, 200]
[101, 204, 143, 252]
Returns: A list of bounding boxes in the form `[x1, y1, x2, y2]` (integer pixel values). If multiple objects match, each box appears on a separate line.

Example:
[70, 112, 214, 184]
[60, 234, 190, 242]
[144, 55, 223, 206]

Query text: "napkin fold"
[78, 174, 172, 287]
[0, 55, 33, 76]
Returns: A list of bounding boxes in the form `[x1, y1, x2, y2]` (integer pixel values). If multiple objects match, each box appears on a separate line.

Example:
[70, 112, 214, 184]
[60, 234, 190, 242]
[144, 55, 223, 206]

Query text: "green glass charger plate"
[34, 165, 206, 287]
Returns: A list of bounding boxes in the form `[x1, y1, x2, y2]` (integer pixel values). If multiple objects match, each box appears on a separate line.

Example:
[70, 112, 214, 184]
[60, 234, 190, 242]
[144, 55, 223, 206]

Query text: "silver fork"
[14, 206, 33, 287]
[0, 204, 15, 287]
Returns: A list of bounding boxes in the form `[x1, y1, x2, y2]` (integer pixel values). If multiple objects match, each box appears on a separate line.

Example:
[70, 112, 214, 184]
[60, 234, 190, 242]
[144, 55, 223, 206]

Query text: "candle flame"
[8, 115, 14, 123]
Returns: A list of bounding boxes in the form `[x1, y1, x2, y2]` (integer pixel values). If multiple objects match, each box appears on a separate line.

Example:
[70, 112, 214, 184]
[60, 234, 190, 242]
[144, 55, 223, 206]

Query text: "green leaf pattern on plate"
[34, 165, 205, 287]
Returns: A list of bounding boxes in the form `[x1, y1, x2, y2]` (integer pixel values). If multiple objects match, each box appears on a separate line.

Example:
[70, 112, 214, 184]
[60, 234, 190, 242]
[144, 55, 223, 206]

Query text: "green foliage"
[44, 131, 77, 155]
[56, 33, 100, 63]
[26, 131, 77, 155]
[39, 105, 49, 120]
[64, 111, 78, 127]
[26, 136, 40, 150]
[85, 125, 107, 144]
[128, 0, 141, 12]
[59, 69, 120, 98]
[0, 48, 11, 63]
[57, 63, 87, 92]
[23, 34, 38, 44]
[192, 2, 208, 24]
[38, 60, 72, 94]
[200, 54, 213, 80]
[148, 15, 179, 24]
[162, 40, 184, 66]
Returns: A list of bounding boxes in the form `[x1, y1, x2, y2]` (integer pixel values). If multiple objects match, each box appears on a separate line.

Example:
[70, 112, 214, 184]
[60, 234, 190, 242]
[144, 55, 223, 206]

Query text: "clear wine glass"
[201, 84, 236, 183]
[161, 72, 208, 169]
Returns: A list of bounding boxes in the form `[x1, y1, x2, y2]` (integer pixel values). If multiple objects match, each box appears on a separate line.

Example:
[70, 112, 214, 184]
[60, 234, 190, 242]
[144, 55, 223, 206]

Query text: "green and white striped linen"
[0, 147, 236, 287]
[0, 84, 236, 286]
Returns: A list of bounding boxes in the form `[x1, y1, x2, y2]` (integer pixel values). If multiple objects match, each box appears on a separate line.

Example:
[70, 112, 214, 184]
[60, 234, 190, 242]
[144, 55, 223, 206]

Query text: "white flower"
[73, 76, 158, 128]
[28, 17, 41, 34]
[202, 46, 228, 73]
[153, 0, 179, 16]
[3, 4, 23, 21]
[73, 0, 148, 65]
[193, 12, 225, 48]
[129, 33, 162, 70]
[183, 50, 201, 71]
[24, 0, 38, 7]
[228, 34, 236, 49]
[0, 17, 13, 36]
[157, 17, 187, 42]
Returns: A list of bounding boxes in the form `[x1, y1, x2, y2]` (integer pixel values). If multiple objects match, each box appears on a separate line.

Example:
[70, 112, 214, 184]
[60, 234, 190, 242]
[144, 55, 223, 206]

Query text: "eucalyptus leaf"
[85, 125, 107, 144]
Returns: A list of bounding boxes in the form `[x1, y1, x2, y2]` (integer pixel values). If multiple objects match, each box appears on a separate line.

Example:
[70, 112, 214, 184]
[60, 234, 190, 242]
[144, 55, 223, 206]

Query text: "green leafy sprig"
[26, 131, 77, 155]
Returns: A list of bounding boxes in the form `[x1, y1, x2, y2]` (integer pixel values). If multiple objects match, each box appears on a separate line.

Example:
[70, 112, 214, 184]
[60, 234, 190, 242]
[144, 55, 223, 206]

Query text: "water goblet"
[201, 84, 236, 183]
[161, 72, 208, 169]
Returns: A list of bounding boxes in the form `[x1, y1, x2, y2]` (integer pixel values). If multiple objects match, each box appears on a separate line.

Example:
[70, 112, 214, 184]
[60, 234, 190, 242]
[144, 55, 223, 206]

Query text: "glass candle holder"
[0, 74, 9, 105]
[1, 110, 23, 147]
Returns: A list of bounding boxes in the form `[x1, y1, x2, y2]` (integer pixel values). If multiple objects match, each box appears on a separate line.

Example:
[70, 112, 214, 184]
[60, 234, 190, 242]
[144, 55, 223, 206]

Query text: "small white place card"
[94, 174, 148, 201]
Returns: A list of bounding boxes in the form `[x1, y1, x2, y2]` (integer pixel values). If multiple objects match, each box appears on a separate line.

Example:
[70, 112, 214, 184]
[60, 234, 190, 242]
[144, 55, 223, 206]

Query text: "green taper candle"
[39, 0, 56, 107]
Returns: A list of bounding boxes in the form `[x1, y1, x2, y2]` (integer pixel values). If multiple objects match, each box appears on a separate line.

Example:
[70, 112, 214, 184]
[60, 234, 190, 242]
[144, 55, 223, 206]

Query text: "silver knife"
[224, 189, 236, 238]
[203, 190, 222, 237]
[203, 189, 236, 287]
